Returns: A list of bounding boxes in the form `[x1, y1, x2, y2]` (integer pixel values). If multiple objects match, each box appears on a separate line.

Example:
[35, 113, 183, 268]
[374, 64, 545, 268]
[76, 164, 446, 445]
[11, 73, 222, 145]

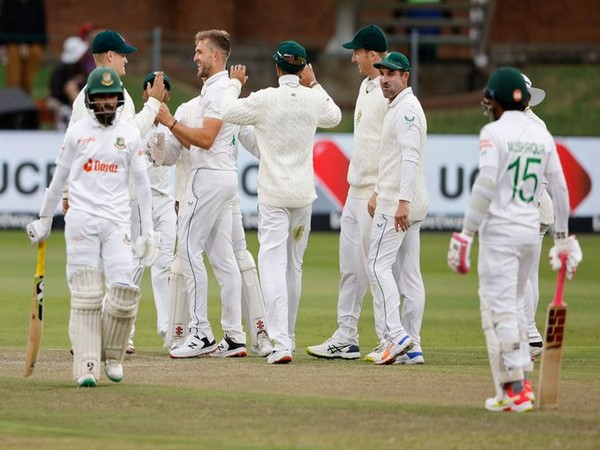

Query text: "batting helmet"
[484, 66, 530, 108]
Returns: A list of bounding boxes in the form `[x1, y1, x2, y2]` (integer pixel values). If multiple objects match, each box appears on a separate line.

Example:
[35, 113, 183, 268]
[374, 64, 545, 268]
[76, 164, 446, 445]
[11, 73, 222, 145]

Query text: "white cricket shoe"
[306, 338, 361, 360]
[104, 360, 123, 383]
[250, 331, 274, 357]
[267, 350, 293, 364]
[394, 350, 425, 365]
[210, 335, 247, 358]
[374, 334, 413, 365]
[77, 373, 97, 388]
[169, 334, 217, 359]
[364, 341, 387, 362]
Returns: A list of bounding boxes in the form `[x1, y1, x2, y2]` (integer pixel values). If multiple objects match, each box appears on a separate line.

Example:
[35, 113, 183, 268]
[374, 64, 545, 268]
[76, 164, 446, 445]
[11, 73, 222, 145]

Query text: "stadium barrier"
[1, 131, 598, 232]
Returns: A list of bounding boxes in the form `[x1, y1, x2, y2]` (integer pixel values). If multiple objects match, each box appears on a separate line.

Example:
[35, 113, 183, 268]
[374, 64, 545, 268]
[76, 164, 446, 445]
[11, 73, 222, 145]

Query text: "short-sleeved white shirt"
[57, 115, 145, 225]
[478, 110, 560, 244]
[190, 70, 238, 171]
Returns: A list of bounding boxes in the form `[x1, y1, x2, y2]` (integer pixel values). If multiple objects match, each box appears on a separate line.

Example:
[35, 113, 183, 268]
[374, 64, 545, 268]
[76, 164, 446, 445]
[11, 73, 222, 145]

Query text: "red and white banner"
[1, 131, 599, 230]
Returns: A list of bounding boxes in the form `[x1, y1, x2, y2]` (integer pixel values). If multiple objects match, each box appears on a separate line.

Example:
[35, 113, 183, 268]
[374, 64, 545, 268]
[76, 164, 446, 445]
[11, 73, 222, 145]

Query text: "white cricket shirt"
[376, 87, 428, 220]
[56, 115, 146, 225]
[221, 74, 342, 208]
[478, 110, 561, 244]
[348, 76, 389, 199]
[190, 70, 238, 171]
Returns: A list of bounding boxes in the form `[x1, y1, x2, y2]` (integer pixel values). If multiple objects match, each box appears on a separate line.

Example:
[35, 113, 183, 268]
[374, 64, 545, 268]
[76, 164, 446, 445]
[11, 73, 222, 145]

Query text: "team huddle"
[26, 26, 582, 412]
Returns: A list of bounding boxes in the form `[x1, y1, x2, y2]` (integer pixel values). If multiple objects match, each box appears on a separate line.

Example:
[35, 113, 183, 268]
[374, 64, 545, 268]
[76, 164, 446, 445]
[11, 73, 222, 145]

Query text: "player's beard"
[93, 105, 117, 126]
[197, 60, 212, 79]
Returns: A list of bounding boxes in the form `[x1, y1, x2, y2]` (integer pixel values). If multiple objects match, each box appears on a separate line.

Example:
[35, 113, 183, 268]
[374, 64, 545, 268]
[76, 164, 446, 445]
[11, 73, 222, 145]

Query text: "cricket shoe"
[529, 341, 543, 359]
[364, 341, 387, 362]
[169, 334, 217, 358]
[485, 383, 533, 413]
[374, 335, 414, 365]
[306, 338, 361, 360]
[267, 350, 293, 364]
[394, 350, 425, 365]
[250, 331, 274, 357]
[524, 379, 535, 403]
[104, 360, 123, 383]
[77, 373, 97, 388]
[210, 335, 247, 358]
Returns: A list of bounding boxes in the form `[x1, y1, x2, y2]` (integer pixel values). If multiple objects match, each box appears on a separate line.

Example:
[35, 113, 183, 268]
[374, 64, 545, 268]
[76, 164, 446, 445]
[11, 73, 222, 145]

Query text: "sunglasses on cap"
[277, 51, 306, 66]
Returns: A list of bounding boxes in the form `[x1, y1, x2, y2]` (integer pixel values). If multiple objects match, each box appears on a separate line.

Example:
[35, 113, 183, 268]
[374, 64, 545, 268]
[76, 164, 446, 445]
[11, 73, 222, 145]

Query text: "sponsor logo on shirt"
[77, 137, 96, 145]
[404, 115, 415, 123]
[83, 158, 118, 173]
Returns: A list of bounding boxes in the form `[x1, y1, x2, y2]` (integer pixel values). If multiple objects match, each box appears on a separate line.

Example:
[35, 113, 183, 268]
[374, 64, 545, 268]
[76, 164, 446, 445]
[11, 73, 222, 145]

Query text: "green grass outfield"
[1, 230, 599, 449]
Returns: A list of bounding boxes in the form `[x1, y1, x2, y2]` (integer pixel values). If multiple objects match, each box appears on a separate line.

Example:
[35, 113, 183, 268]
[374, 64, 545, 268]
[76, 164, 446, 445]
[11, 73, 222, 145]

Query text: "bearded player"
[26, 67, 159, 387]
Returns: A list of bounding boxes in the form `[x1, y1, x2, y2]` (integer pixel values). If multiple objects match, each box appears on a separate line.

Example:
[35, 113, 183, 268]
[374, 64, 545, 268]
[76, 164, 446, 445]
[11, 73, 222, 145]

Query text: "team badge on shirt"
[114, 137, 126, 150]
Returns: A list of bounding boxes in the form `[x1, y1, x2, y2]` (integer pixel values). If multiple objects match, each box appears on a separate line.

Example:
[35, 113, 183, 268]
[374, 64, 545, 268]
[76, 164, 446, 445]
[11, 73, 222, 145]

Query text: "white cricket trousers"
[392, 221, 426, 352]
[131, 195, 177, 335]
[332, 196, 372, 346]
[257, 204, 311, 353]
[179, 168, 243, 343]
[64, 209, 133, 285]
[478, 241, 535, 373]
[367, 212, 414, 343]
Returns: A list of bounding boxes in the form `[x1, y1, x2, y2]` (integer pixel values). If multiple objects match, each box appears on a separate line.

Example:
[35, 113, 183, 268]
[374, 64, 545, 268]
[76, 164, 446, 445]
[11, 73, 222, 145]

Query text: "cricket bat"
[537, 252, 568, 409]
[24, 241, 46, 377]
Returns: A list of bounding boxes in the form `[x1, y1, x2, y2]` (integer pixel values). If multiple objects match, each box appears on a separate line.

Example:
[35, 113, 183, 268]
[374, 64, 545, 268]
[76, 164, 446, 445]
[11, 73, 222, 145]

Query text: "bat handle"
[36, 241, 46, 277]
[552, 252, 568, 307]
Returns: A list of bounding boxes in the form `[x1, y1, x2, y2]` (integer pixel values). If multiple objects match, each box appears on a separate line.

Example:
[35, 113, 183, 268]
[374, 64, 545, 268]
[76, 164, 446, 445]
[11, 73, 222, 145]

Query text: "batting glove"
[146, 132, 166, 166]
[448, 232, 472, 274]
[549, 235, 582, 280]
[26, 216, 52, 244]
[133, 231, 161, 267]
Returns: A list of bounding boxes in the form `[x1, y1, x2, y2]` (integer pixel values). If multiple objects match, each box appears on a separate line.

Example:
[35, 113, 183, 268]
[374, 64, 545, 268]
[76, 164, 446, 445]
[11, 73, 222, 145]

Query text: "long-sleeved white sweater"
[221, 74, 341, 208]
[376, 87, 428, 220]
[348, 76, 389, 199]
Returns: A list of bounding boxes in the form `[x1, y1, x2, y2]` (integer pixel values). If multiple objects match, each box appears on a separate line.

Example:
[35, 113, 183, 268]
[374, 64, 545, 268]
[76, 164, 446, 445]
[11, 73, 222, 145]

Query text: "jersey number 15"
[507, 156, 541, 203]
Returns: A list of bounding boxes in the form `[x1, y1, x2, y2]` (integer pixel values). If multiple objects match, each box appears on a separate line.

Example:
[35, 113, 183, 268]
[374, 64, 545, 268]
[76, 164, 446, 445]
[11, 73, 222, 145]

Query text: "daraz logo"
[83, 159, 119, 173]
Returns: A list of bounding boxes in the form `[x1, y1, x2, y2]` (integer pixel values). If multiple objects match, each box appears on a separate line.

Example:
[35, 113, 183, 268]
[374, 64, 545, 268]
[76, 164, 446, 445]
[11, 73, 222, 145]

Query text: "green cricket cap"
[272, 40, 307, 74]
[342, 25, 388, 52]
[373, 51, 411, 71]
[142, 71, 171, 91]
[92, 30, 137, 54]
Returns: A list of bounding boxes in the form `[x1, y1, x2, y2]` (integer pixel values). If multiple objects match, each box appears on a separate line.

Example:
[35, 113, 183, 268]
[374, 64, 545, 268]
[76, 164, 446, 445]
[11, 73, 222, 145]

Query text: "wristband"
[309, 81, 318, 88]
[169, 119, 178, 131]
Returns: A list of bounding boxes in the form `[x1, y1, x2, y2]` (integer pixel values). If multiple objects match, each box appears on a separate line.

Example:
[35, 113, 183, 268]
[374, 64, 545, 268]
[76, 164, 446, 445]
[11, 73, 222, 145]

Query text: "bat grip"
[36, 241, 47, 277]
[552, 252, 568, 307]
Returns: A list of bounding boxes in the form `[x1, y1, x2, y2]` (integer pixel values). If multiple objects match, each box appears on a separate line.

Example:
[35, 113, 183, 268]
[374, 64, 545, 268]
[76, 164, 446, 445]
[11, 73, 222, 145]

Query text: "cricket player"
[363, 52, 428, 365]
[154, 102, 273, 357]
[447, 66, 582, 412]
[26, 67, 159, 387]
[221, 40, 341, 364]
[153, 29, 247, 359]
[306, 25, 390, 361]
[129, 71, 177, 348]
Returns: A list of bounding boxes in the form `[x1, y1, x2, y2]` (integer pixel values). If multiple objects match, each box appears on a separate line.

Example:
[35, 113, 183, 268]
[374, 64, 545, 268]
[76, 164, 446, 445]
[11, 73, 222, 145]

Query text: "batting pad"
[237, 250, 268, 346]
[481, 304, 527, 397]
[102, 283, 140, 362]
[70, 267, 103, 382]
[165, 272, 189, 348]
